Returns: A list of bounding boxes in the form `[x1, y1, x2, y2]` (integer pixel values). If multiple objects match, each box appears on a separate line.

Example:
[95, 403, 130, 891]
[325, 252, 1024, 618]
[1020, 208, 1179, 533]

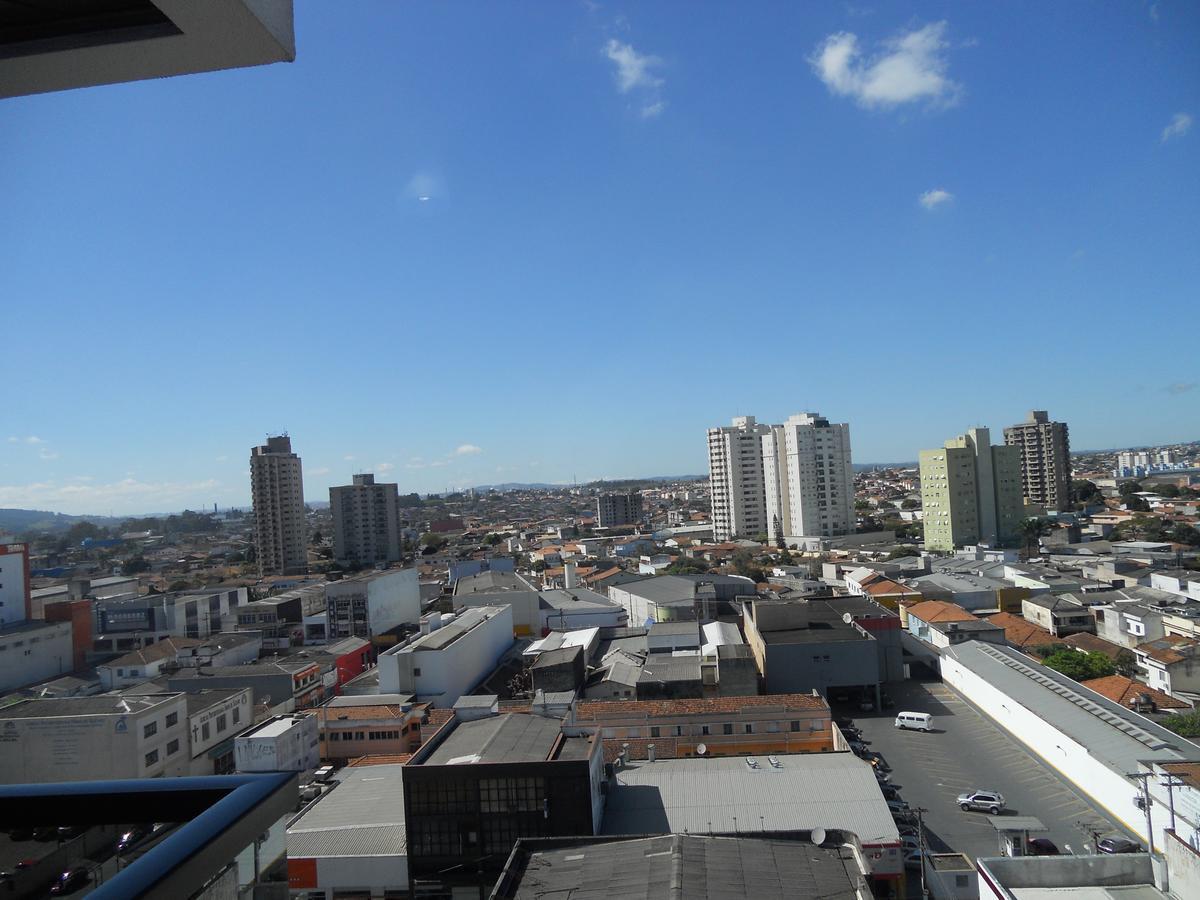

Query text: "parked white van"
[894, 711, 933, 732]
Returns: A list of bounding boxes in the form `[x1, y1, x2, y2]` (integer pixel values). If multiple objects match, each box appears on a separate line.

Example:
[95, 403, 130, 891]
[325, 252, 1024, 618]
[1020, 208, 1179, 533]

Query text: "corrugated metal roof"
[286, 764, 407, 859]
[503, 834, 859, 900]
[602, 753, 899, 844]
[943, 642, 1200, 773]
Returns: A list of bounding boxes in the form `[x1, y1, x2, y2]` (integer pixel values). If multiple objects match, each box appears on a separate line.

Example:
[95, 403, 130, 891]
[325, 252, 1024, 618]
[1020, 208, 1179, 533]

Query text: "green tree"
[484, 533, 503, 546]
[1071, 479, 1102, 506]
[1124, 495, 1151, 512]
[66, 521, 105, 544]
[1041, 648, 1115, 681]
[420, 532, 448, 550]
[1168, 523, 1200, 547]
[1118, 480, 1142, 497]
[885, 546, 920, 560]
[666, 559, 710, 575]
[1017, 517, 1054, 558]
[901, 499, 920, 510]
[1157, 484, 1181, 498]
[122, 557, 150, 574]
[753, 533, 769, 544]
[854, 499, 871, 510]
[1114, 649, 1138, 678]
[778, 547, 794, 565]
[1163, 710, 1200, 739]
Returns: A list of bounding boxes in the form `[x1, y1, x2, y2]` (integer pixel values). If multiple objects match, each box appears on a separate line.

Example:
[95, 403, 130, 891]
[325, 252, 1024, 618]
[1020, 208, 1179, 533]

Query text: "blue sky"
[1, 1, 1197, 515]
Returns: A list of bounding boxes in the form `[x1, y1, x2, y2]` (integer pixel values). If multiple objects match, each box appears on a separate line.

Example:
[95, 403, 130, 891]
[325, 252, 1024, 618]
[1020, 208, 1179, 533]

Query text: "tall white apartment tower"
[777, 412, 855, 539]
[330, 473, 404, 567]
[250, 435, 307, 576]
[708, 416, 771, 541]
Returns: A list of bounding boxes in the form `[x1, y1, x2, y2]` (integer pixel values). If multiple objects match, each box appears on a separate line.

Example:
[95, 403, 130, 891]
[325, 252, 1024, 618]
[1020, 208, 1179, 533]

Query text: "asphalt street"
[838, 679, 1138, 863]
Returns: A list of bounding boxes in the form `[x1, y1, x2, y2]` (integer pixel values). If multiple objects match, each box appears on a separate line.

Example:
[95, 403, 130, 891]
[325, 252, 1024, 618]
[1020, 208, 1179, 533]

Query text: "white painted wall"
[378, 606, 514, 707]
[940, 653, 1158, 845]
[235, 715, 319, 773]
[0, 621, 72, 693]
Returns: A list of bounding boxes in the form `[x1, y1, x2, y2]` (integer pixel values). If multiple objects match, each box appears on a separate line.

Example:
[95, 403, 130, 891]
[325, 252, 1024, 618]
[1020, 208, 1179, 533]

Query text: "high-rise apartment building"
[778, 413, 855, 541]
[709, 413, 854, 544]
[596, 492, 643, 528]
[250, 435, 307, 576]
[1003, 410, 1072, 513]
[708, 417, 772, 541]
[920, 427, 1023, 552]
[330, 474, 404, 566]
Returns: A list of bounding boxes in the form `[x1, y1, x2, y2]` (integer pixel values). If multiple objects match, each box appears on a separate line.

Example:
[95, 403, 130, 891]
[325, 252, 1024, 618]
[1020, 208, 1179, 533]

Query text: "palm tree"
[1017, 517, 1053, 559]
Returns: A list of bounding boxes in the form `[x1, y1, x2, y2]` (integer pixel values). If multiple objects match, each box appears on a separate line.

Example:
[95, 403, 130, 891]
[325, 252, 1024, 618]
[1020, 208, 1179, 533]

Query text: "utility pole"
[914, 806, 929, 900]
[1161, 775, 1186, 834]
[1127, 772, 1156, 857]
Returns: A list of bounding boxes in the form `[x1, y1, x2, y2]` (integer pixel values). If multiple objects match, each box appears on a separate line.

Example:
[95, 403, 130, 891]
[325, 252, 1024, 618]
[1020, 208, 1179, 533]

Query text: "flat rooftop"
[0, 693, 181, 719]
[243, 716, 308, 739]
[602, 753, 899, 844]
[423, 713, 571, 766]
[495, 834, 859, 900]
[287, 763, 406, 859]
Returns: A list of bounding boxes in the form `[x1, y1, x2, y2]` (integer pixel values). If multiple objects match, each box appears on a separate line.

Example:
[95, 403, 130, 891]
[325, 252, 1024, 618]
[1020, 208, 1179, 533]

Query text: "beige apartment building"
[251, 434, 307, 576]
[329, 473, 404, 566]
[920, 427, 1023, 552]
[1004, 410, 1072, 513]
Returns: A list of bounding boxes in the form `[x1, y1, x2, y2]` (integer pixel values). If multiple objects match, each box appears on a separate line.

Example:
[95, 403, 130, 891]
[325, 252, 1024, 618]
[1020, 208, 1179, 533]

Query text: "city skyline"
[2, 2, 1197, 514]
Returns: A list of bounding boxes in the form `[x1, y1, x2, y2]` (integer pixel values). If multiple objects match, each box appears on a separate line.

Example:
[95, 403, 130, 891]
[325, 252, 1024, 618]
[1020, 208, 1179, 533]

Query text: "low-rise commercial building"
[94, 586, 247, 639]
[491, 834, 871, 900]
[186, 688, 253, 775]
[565, 693, 833, 761]
[234, 713, 319, 773]
[0, 618, 74, 693]
[168, 658, 324, 714]
[600, 753, 902, 889]
[940, 640, 1200, 850]
[325, 568, 421, 643]
[743, 599, 880, 699]
[315, 694, 427, 764]
[608, 574, 755, 625]
[287, 762, 409, 896]
[0, 693, 189, 782]
[403, 711, 604, 879]
[377, 605, 514, 707]
[1134, 635, 1200, 698]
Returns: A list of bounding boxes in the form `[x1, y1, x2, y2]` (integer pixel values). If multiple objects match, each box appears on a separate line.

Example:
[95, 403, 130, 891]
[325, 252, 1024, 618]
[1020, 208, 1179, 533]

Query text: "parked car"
[8, 826, 33, 841]
[32, 826, 59, 842]
[957, 790, 1006, 815]
[57, 825, 87, 840]
[903, 849, 924, 869]
[49, 867, 90, 896]
[901, 835, 921, 851]
[894, 711, 934, 732]
[881, 785, 901, 801]
[1097, 837, 1141, 854]
[1027, 838, 1060, 856]
[887, 800, 910, 816]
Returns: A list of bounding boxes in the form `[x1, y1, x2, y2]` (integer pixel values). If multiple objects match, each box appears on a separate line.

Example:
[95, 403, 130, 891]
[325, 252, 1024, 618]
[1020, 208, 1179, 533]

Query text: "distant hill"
[853, 462, 917, 471]
[0, 508, 123, 534]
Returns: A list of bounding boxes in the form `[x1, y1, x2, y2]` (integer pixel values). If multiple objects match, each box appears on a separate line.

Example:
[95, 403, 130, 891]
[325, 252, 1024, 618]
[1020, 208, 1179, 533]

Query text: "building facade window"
[144, 750, 159, 766]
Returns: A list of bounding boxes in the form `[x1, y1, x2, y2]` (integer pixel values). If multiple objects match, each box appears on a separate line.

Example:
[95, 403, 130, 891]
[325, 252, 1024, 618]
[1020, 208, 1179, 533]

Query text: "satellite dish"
[811, 827, 827, 846]
[843, 613, 854, 625]
[696, 743, 707, 756]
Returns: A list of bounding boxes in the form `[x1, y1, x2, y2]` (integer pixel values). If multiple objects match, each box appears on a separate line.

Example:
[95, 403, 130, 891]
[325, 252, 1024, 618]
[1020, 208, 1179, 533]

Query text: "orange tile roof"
[1081, 675, 1191, 710]
[864, 578, 921, 597]
[574, 694, 828, 721]
[904, 600, 978, 624]
[1161, 762, 1200, 791]
[986, 612, 1054, 650]
[1137, 634, 1200, 665]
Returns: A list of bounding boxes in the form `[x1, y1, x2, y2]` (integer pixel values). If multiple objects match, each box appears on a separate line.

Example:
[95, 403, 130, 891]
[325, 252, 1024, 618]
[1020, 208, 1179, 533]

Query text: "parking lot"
[837, 679, 1136, 863]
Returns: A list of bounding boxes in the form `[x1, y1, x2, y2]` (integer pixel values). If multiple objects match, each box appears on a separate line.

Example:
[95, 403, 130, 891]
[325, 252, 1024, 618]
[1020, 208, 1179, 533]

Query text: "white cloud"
[308, 466, 331, 476]
[376, 462, 396, 473]
[38, 448, 60, 460]
[1161, 112, 1193, 143]
[7, 435, 44, 444]
[405, 171, 443, 202]
[810, 21, 962, 110]
[640, 100, 666, 119]
[604, 39, 663, 92]
[0, 477, 223, 515]
[455, 444, 483, 456]
[918, 188, 954, 210]
[215, 455, 229, 462]
[343, 455, 356, 461]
